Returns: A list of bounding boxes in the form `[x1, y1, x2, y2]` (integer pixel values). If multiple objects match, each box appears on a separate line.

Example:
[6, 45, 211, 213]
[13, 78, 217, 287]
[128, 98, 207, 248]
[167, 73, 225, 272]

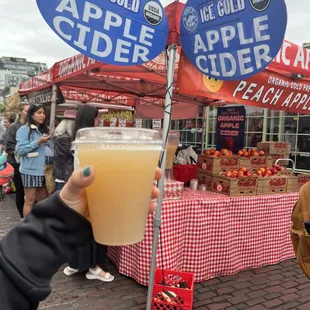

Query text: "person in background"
[0, 166, 162, 309]
[0, 114, 15, 146]
[5, 103, 30, 218]
[0, 117, 5, 140]
[249, 119, 263, 147]
[54, 110, 76, 191]
[285, 123, 297, 152]
[16, 104, 51, 217]
[0, 147, 7, 170]
[63, 105, 115, 283]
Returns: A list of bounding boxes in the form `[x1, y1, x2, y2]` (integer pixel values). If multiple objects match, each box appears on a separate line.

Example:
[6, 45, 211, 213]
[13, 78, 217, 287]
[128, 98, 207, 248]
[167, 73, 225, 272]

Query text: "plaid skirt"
[21, 174, 45, 188]
[20, 156, 54, 188]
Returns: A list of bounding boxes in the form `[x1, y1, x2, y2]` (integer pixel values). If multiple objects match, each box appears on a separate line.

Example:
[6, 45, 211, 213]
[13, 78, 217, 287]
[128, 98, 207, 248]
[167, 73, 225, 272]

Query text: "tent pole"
[201, 106, 207, 154]
[49, 85, 58, 129]
[146, 44, 177, 310]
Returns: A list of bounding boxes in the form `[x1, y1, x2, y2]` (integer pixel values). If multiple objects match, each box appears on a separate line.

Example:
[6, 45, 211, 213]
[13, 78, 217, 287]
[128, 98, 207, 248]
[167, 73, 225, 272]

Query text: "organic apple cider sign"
[180, 0, 287, 80]
[36, 0, 169, 66]
[215, 106, 246, 154]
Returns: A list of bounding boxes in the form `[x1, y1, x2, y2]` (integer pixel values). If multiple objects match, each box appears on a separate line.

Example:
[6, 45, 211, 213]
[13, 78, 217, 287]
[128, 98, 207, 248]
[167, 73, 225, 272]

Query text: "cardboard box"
[258, 142, 291, 155]
[297, 174, 310, 189]
[239, 156, 269, 170]
[196, 169, 213, 191]
[268, 154, 290, 166]
[286, 175, 298, 193]
[211, 175, 257, 197]
[198, 155, 239, 174]
[257, 176, 287, 195]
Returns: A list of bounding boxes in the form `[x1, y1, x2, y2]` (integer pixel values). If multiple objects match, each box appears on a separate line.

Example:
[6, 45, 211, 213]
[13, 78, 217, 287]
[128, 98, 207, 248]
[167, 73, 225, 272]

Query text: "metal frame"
[146, 44, 178, 310]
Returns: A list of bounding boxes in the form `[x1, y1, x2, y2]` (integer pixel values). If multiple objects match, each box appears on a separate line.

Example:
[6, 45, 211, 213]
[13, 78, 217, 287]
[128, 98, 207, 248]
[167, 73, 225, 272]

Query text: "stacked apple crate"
[196, 142, 305, 196]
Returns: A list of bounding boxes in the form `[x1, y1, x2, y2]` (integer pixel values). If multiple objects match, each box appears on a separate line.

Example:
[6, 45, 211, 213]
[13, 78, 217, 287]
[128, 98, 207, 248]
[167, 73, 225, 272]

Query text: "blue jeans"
[55, 182, 65, 191]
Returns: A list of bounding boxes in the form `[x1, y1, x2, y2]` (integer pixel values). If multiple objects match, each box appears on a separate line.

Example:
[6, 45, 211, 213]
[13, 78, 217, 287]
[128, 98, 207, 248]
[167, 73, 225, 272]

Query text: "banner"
[60, 86, 135, 105]
[36, 0, 169, 66]
[177, 54, 310, 115]
[216, 107, 245, 153]
[27, 86, 64, 105]
[180, 0, 287, 80]
[19, 68, 53, 93]
[100, 110, 134, 127]
[272, 40, 310, 77]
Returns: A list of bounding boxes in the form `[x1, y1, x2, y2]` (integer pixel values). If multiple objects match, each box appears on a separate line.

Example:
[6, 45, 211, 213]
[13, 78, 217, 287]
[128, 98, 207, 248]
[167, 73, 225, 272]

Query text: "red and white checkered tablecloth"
[108, 190, 299, 286]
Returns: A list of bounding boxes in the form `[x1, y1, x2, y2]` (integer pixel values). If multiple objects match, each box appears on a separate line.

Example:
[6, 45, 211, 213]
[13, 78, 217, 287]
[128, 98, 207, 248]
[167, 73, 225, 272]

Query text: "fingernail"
[83, 166, 91, 177]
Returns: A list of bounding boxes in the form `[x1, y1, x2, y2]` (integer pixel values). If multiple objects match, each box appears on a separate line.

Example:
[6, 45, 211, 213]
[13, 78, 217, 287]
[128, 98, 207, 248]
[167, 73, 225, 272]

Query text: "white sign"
[110, 118, 117, 127]
[136, 118, 143, 128]
[119, 119, 127, 127]
[152, 119, 161, 129]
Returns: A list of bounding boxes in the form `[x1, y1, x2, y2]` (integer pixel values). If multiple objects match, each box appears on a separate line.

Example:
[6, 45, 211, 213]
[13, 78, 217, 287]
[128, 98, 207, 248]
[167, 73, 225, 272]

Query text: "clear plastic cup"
[165, 131, 180, 169]
[73, 128, 162, 246]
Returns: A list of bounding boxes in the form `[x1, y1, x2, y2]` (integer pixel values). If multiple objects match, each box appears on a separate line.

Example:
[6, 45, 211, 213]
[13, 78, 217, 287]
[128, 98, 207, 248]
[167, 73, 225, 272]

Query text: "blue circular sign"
[36, 0, 169, 66]
[180, 0, 287, 81]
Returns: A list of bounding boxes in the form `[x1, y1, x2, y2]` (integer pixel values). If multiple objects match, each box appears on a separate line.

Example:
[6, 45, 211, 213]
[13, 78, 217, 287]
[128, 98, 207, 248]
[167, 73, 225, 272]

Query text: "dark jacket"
[54, 134, 74, 182]
[5, 121, 23, 164]
[0, 193, 93, 310]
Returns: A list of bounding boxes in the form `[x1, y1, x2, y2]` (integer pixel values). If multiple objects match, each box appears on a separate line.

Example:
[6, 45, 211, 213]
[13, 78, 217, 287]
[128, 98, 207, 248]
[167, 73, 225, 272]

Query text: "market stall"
[17, 0, 310, 294]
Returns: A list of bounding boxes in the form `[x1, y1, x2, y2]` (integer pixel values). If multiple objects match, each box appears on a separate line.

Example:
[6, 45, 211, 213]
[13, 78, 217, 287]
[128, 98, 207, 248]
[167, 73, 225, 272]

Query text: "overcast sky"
[0, 0, 308, 67]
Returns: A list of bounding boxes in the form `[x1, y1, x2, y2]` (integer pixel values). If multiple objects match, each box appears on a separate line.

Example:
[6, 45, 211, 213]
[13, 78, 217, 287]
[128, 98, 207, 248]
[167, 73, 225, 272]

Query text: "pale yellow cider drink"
[166, 144, 178, 169]
[78, 141, 161, 246]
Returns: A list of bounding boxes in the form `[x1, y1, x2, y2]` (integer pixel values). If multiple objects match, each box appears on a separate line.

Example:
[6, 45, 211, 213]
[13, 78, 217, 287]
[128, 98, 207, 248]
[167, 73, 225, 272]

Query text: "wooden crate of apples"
[285, 173, 310, 193]
[213, 164, 290, 196]
[237, 148, 272, 170]
[258, 142, 290, 166]
[198, 149, 239, 174]
[212, 167, 258, 196]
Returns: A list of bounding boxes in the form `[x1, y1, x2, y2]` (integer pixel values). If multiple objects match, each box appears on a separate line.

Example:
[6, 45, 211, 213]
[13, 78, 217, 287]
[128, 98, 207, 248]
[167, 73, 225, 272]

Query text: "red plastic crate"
[152, 269, 194, 310]
[173, 165, 197, 186]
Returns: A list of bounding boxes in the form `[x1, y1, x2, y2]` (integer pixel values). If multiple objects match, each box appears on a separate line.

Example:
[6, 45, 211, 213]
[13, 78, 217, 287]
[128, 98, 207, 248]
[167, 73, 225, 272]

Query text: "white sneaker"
[86, 267, 115, 282]
[63, 266, 79, 276]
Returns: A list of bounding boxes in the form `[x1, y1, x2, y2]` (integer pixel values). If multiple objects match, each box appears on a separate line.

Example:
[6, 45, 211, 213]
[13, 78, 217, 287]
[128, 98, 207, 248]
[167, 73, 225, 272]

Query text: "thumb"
[63, 166, 95, 196]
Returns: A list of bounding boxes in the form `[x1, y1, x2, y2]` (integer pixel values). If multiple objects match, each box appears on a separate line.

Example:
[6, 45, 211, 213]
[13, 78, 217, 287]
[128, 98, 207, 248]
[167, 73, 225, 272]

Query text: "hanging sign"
[216, 107, 246, 153]
[27, 86, 64, 105]
[180, 0, 287, 81]
[119, 119, 127, 127]
[110, 118, 117, 127]
[36, 0, 169, 66]
[101, 110, 134, 127]
[136, 118, 143, 128]
[152, 119, 161, 129]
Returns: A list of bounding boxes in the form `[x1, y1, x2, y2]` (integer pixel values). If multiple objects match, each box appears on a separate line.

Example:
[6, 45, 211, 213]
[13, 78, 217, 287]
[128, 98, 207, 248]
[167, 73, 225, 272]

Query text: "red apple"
[238, 171, 244, 178]
[272, 168, 278, 175]
[257, 170, 263, 176]
[246, 171, 253, 177]
[225, 171, 233, 178]
[258, 150, 265, 156]
[240, 167, 247, 173]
